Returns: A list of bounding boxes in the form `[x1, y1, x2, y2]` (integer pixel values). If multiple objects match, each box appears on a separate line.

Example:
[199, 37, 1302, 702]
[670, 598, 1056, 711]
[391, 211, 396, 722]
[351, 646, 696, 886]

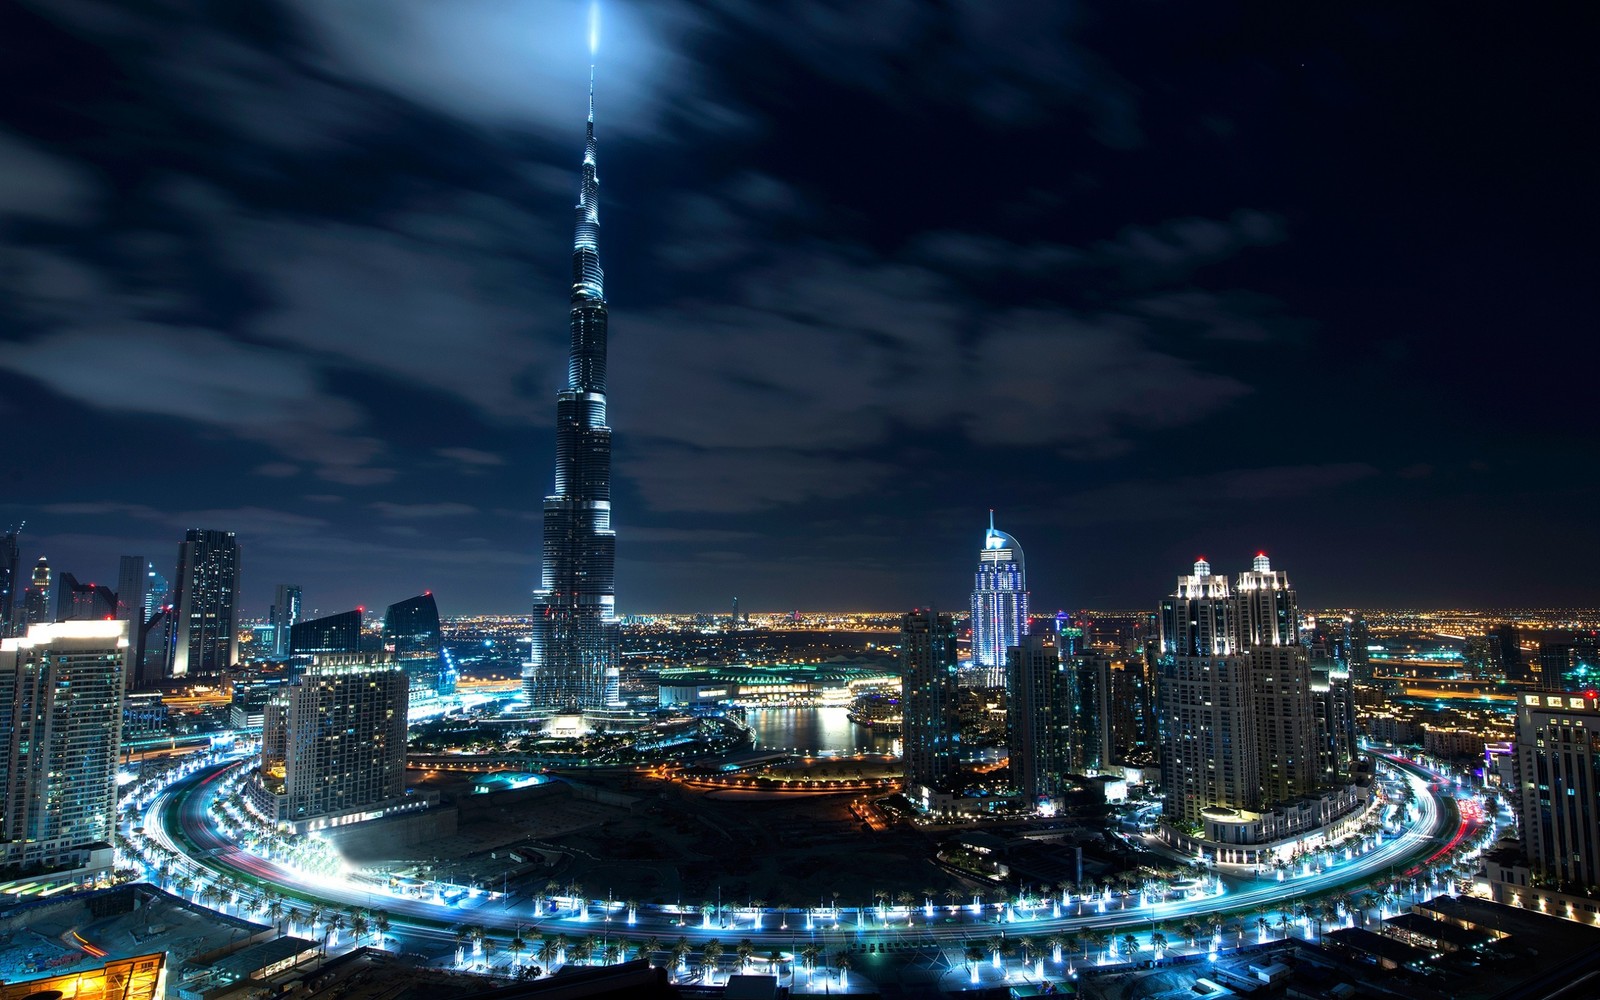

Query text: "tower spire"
[527, 43, 619, 715]
[571, 56, 603, 303]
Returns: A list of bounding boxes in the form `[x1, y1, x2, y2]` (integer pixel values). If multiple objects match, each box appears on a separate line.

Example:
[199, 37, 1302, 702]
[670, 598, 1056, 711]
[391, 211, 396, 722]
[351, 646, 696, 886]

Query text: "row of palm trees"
[470, 929, 820, 983]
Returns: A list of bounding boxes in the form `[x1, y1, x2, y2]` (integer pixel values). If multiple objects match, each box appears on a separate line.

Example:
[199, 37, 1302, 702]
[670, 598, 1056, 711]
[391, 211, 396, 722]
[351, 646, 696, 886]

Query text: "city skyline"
[1, 2, 1596, 614]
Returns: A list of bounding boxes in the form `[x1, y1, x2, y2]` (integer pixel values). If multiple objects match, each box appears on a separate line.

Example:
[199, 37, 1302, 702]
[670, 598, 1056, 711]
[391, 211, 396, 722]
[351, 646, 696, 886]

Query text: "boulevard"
[118, 748, 1497, 991]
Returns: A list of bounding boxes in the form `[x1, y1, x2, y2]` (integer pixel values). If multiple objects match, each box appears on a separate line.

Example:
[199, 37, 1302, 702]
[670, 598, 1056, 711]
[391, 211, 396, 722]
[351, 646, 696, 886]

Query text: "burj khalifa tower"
[524, 34, 619, 714]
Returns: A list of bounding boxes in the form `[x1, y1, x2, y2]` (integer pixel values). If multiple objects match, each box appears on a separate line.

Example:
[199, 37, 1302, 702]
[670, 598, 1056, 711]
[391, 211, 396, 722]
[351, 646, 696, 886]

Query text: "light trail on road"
[140, 754, 1458, 960]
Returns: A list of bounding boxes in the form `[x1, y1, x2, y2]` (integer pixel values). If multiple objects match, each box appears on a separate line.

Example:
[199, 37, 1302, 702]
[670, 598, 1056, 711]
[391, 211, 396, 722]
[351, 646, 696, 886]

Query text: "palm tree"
[1181, 920, 1201, 947]
[266, 895, 286, 932]
[944, 887, 963, 908]
[963, 943, 984, 978]
[1121, 933, 1138, 960]
[570, 937, 593, 966]
[537, 937, 558, 969]
[672, 937, 692, 973]
[1018, 936, 1038, 966]
[800, 943, 822, 978]
[373, 911, 391, 948]
[1045, 933, 1065, 964]
[701, 939, 723, 980]
[735, 939, 755, 972]
[1151, 931, 1169, 958]
[509, 935, 526, 968]
[349, 909, 370, 945]
[602, 941, 621, 966]
[833, 951, 851, 985]
[1087, 930, 1108, 961]
[642, 936, 662, 967]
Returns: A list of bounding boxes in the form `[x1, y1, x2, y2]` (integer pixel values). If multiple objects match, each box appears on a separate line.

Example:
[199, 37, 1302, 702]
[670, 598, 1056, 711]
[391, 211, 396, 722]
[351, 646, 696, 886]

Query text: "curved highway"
[138, 753, 1463, 969]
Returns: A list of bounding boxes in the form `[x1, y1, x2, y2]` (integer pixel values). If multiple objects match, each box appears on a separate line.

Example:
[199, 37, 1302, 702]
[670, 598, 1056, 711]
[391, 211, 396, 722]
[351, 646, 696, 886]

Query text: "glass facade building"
[384, 592, 453, 695]
[900, 609, 961, 794]
[170, 529, 239, 676]
[525, 66, 619, 713]
[289, 609, 362, 658]
[0, 620, 127, 873]
[971, 513, 1028, 685]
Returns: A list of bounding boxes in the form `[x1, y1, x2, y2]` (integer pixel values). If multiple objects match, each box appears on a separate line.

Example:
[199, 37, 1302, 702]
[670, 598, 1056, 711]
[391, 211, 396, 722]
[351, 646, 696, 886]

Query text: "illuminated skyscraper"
[1236, 554, 1319, 805]
[169, 529, 239, 676]
[24, 556, 50, 627]
[56, 572, 115, 621]
[1516, 691, 1600, 889]
[252, 653, 410, 833]
[0, 526, 20, 639]
[971, 512, 1028, 686]
[0, 620, 127, 873]
[1158, 559, 1257, 827]
[525, 61, 619, 713]
[289, 609, 362, 658]
[269, 584, 302, 658]
[901, 609, 961, 796]
[1006, 632, 1073, 808]
[384, 593, 450, 695]
[115, 556, 151, 629]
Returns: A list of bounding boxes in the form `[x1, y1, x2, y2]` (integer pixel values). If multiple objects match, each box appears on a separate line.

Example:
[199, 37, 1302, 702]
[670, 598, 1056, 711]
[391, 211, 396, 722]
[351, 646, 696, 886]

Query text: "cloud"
[369, 502, 478, 519]
[0, 324, 388, 483]
[38, 502, 163, 519]
[436, 447, 505, 467]
[1096, 210, 1287, 279]
[234, 206, 559, 424]
[702, 0, 1142, 143]
[1055, 463, 1381, 526]
[0, 131, 99, 223]
[279, 0, 714, 138]
[614, 239, 1253, 509]
[620, 446, 898, 513]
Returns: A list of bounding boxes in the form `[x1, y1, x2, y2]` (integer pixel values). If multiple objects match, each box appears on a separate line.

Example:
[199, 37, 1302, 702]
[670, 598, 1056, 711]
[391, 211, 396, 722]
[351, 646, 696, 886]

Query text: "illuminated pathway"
[136, 756, 1471, 991]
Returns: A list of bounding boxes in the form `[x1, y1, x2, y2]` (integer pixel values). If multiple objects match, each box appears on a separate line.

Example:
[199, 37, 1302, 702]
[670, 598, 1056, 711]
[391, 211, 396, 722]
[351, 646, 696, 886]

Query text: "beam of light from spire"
[588, 1, 600, 57]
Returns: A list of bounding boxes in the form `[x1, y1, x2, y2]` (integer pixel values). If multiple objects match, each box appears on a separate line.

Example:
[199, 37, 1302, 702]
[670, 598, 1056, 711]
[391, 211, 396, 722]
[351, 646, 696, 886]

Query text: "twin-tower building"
[903, 519, 1363, 859]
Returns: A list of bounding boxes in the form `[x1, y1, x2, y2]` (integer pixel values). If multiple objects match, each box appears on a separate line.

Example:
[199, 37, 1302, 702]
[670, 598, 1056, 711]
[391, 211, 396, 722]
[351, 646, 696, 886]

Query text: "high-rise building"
[269, 584, 302, 659]
[0, 620, 128, 873]
[1342, 612, 1372, 682]
[1105, 649, 1159, 766]
[1158, 559, 1257, 828]
[1006, 632, 1073, 808]
[0, 526, 20, 639]
[169, 529, 239, 676]
[1159, 554, 1356, 840]
[289, 609, 362, 658]
[1236, 555, 1319, 806]
[383, 593, 450, 695]
[251, 653, 410, 834]
[115, 556, 151, 629]
[56, 572, 116, 622]
[1066, 650, 1110, 775]
[901, 609, 961, 796]
[971, 512, 1028, 686]
[1494, 623, 1528, 682]
[1311, 653, 1357, 782]
[24, 556, 51, 627]
[1516, 691, 1600, 889]
[1537, 632, 1600, 691]
[525, 62, 619, 714]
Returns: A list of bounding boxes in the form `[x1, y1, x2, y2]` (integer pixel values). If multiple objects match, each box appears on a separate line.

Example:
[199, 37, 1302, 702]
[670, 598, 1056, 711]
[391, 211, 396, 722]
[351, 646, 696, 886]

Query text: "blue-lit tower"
[971, 511, 1028, 684]
[524, 54, 619, 713]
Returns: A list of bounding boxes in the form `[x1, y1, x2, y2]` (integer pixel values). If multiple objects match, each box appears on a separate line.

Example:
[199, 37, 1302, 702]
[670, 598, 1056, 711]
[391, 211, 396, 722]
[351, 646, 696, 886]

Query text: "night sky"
[2, 1, 1595, 616]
